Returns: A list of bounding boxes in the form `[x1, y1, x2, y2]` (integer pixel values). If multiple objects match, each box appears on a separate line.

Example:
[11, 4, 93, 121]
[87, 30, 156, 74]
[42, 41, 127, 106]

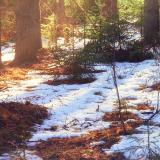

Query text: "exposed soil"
[102, 111, 141, 122]
[0, 102, 48, 155]
[135, 104, 155, 111]
[35, 126, 126, 160]
[35, 109, 145, 160]
[149, 82, 160, 91]
[138, 83, 160, 91]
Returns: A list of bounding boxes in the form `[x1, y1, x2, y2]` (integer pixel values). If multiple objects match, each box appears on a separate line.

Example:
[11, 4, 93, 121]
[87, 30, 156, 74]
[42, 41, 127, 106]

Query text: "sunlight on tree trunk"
[15, 0, 42, 64]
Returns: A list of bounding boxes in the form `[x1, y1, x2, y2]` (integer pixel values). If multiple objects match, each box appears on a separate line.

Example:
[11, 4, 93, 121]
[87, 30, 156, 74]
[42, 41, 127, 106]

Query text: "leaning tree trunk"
[144, 0, 159, 44]
[15, 0, 42, 64]
[101, 0, 118, 21]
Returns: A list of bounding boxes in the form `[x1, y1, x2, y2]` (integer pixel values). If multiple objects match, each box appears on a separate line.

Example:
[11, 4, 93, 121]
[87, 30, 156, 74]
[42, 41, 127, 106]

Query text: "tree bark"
[158, 0, 160, 31]
[144, 0, 159, 44]
[15, 0, 42, 64]
[101, 0, 118, 21]
[0, 10, 2, 66]
[54, 0, 66, 25]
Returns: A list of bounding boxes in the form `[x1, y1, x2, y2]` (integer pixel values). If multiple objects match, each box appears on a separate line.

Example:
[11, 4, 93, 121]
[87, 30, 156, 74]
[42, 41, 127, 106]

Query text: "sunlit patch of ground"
[0, 67, 29, 91]
[0, 49, 77, 90]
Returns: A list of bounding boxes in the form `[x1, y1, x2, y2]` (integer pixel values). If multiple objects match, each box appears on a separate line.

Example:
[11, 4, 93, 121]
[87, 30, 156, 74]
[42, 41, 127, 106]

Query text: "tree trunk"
[159, 0, 160, 32]
[101, 0, 118, 21]
[15, 0, 42, 64]
[0, 10, 2, 66]
[54, 0, 66, 25]
[144, 0, 159, 44]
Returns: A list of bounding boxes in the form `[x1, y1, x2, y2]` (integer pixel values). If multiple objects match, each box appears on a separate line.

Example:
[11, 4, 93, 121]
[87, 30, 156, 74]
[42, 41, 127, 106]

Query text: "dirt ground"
[0, 102, 48, 154]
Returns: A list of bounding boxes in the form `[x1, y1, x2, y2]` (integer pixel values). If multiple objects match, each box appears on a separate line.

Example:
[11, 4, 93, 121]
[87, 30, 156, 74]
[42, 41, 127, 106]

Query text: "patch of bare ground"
[149, 82, 160, 91]
[137, 84, 147, 91]
[35, 127, 125, 160]
[138, 83, 160, 91]
[0, 50, 53, 90]
[102, 111, 141, 122]
[0, 67, 29, 91]
[35, 110, 145, 160]
[0, 102, 48, 155]
[134, 103, 154, 111]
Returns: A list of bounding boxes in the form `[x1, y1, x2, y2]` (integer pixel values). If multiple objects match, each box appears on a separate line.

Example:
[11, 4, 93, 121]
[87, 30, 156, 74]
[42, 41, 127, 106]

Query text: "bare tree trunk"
[159, 0, 160, 32]
[101, 0, 118, 21]
[15, 0, 42, 64]
[54, 0, 66, 25]
[144, 0, 159, 44]
[58, 0, 66, 24]
[0, 10, 2, 66]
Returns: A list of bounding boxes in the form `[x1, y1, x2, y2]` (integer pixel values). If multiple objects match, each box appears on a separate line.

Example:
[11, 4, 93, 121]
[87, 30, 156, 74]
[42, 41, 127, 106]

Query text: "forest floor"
[0, 102, 48, 156]
[0, 42, 160, 160]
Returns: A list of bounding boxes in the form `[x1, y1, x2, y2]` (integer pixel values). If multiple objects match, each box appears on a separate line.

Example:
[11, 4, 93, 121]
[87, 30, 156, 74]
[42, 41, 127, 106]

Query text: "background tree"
[55, 0, 66, 24]
[15, 0, 42, 64]
[0, 8, 2, 66]
[144, 0, 159, 44]
[101, 0, 118, 21]
[159, 0, 160, 32]
[0, 0, 6, 66]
